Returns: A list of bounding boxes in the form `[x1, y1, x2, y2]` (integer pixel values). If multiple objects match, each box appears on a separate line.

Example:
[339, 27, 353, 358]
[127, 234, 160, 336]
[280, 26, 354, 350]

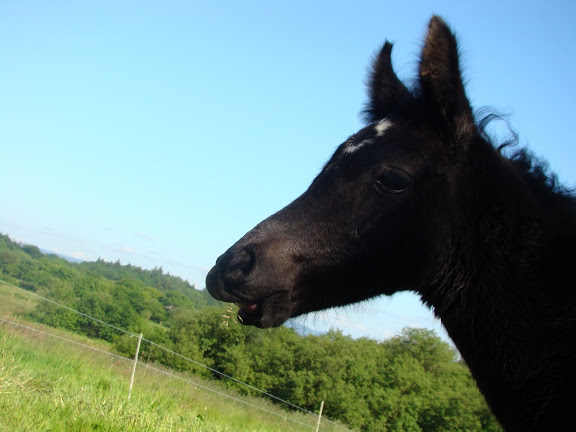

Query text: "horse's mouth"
[232, 292, 292, 328]
[205, 258, 295, 328]
[236, 301, 261, 324]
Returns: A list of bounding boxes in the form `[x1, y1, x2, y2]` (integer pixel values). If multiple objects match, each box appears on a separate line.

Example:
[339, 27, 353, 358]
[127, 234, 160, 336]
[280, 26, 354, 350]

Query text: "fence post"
[128, 333, 143, 400]
[315, 400, 324, 432]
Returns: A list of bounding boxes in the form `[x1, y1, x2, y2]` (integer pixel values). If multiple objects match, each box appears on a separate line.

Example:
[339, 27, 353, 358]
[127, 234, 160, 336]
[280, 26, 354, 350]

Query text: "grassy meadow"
[0, 284, 345, 432]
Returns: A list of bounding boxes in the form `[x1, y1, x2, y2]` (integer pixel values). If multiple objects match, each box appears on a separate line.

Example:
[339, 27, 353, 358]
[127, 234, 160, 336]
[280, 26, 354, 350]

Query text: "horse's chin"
[236, 292, 293, 328]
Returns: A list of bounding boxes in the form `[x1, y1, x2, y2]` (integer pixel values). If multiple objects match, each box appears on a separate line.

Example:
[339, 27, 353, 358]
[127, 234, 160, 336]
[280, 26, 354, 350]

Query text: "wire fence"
[0, 279, 353, 432]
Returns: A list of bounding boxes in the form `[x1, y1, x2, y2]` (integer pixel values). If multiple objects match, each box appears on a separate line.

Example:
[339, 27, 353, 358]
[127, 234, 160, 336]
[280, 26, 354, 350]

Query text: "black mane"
[508, 148, 576, 205]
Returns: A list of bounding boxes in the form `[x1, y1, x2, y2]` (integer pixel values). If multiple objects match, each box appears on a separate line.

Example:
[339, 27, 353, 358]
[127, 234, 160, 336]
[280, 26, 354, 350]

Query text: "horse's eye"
[374, 170, 409, 194]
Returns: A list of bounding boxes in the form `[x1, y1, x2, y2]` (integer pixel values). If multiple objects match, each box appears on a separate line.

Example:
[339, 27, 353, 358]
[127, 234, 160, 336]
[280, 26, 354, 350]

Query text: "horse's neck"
[423, 173, 576, 430]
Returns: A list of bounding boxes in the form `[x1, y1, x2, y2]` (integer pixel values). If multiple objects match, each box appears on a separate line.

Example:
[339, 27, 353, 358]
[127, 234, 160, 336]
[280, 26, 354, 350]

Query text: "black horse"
[207, 16, 576, 431]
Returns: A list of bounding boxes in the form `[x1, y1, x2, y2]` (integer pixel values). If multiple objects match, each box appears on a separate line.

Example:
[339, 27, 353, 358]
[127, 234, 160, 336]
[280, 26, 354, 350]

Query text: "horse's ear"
[418, 16, 475, 146]
[363, 42, 412, 123]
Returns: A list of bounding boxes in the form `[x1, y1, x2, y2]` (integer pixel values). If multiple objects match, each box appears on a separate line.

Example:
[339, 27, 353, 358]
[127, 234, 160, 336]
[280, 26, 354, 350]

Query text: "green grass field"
[0, 284, 348, 432]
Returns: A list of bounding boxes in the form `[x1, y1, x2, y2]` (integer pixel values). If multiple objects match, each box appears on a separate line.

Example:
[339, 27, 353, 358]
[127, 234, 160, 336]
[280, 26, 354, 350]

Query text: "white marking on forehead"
[375, 118, 393, 136]
[343, 139, 373, 154]
[342, 118, 393, 155]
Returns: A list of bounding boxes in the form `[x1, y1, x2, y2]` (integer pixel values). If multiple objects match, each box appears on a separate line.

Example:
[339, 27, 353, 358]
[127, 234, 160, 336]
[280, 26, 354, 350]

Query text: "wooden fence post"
[128, 333, 142, 400]
[315, 400, 324, 432]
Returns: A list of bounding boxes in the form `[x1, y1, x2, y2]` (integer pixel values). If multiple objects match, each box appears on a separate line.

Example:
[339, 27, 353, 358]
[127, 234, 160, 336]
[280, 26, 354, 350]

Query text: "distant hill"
[284, 319, 323, 336]
[40, 248, 84, 264]
[0, 233, 219, 317]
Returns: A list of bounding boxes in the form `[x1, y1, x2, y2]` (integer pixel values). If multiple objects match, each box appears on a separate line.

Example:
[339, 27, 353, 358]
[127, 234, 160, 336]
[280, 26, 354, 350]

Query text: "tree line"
[0, 234, 501, 431]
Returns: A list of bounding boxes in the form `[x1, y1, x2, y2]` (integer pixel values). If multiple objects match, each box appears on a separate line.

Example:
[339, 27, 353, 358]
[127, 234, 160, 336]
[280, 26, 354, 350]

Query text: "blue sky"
[2, 1, 575, 340]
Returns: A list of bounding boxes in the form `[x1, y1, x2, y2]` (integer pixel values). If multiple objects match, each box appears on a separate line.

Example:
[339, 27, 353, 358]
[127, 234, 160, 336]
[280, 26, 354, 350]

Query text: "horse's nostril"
[231, 249, 254, 274]
[224, 248, 255, 284]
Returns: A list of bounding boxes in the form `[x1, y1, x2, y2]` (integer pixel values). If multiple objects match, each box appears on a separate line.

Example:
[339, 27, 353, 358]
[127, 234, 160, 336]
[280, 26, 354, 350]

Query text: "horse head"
[207, 17, 479, 328]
